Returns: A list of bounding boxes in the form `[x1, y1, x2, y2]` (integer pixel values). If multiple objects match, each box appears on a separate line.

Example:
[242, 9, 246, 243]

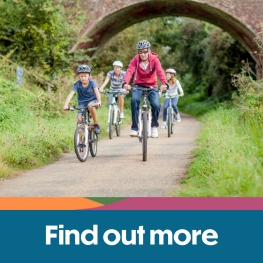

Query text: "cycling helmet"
[136, 40, 151, 50]
[166, 68, 177, 75]
[77, 65, 91, 74]
[113, 61, 123, 67]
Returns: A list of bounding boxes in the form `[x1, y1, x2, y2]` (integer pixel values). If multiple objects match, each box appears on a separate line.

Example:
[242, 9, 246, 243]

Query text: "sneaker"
[129, 130, 138, 137]
[93, 124, 101, 134]
[106, 126, 109, 132]
[120, 112, 125, 119]
[152, 127, 158, 138]
[176, 114, 181, 122]
[161, 123, 166, 129]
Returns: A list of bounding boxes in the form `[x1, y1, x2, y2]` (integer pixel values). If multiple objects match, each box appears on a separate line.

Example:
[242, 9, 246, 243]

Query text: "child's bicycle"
[103, 89, 126, 139]
[131, 86, 160, 162]
[162, 93, 179, 137]
[67, 104, 99, 162]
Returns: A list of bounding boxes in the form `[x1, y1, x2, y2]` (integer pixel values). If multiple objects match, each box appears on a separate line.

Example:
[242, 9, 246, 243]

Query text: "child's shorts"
[77, 100, 98, 116]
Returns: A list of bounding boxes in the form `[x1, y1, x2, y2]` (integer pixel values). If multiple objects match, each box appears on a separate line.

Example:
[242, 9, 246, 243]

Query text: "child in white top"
[99, 61, 126, 119]
[161, 68, 184, 128]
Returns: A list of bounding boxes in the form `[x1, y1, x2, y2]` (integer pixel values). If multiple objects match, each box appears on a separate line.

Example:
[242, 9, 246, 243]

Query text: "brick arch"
[71, 0, 263, 72]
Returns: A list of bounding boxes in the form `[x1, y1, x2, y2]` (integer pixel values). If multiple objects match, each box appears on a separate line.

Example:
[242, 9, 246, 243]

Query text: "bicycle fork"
[77, 123, 89, 145]
[107, 105, 112, 126]
[85, 125, 89, 144]
[108, 105, 122, 125]
[138, 109, 152, 139]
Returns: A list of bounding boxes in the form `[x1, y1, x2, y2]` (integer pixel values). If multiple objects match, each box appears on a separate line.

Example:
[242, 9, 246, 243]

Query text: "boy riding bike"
[63, 65, 101, 134]
[123, 40, 168, 138]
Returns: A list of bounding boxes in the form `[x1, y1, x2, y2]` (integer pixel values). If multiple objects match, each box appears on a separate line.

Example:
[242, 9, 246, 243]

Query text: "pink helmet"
[166, 68, 177, 75]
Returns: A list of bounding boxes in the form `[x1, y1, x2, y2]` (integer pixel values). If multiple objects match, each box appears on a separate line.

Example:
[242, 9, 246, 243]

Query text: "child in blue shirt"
[63, 65, 101, 134]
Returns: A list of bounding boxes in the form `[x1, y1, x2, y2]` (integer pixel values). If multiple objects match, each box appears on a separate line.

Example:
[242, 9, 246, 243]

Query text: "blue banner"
[0, 210, 262, 262]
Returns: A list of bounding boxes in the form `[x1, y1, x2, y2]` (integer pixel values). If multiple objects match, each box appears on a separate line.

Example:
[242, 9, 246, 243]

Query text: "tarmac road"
[0, 113, 201, 197]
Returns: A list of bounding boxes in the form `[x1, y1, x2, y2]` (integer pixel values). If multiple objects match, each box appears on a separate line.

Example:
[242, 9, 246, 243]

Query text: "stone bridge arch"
[71, 0, 263, 73]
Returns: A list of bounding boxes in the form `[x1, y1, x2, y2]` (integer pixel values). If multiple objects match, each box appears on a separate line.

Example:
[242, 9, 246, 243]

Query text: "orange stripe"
[0, 197, 103, 210]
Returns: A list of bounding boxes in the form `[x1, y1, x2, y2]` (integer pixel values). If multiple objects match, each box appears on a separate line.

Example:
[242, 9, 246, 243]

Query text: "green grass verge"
[172, 105, 263, 196]
[0, 75, 132, 178]
[178, 92, 217, 117]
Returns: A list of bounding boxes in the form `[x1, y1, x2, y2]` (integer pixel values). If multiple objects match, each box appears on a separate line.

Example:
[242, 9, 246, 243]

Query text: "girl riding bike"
[161, 68, 184, 129]
[99, 61, 126, 122]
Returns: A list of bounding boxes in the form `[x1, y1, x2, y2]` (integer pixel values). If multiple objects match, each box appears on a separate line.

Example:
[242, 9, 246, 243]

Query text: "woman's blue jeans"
[162, 97, 178, 121]
[131, 85, 160, 131]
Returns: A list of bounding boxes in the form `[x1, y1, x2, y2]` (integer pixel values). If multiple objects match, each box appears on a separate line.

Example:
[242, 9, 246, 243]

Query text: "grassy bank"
[178, 92, 217, 116]
[0, 73, 131, 178]
[173, 104, 263, 196]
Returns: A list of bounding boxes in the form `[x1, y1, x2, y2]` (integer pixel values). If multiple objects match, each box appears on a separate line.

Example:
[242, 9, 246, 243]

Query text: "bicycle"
[131, 86, 160, 162]
[104, 89, 126, 139]
[67, 104, 99, 162]
[162, 93, 179, 137]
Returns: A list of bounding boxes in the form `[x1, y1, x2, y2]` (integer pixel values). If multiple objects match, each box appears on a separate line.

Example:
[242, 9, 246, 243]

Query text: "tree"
[0, 0, 89, 75]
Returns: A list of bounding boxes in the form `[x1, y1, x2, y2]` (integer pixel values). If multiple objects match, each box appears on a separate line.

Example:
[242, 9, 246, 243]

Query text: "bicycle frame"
[104, 90, 126, 125]
[68, 104, 98, 161]
[131, 86, 160, 161]
[163, 93, 179, 137]
[132, 86, 160, 139]
[74, 107, 89, 144]
[138, 91, 152, 139]
[162, 93, 179, 119]
[167, 95, 177, 117]
[107, 92, 122, 126]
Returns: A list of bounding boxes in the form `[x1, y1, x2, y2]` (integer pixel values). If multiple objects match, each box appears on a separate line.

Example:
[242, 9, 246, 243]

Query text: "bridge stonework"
[72, 0, 263, 67]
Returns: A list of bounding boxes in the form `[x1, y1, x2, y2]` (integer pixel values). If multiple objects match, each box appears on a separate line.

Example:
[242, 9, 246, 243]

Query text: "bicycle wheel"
[171, 111, 174, 134]
[89, 129, 98, 157]
[74, 126, 89, 162]
[116, 109, 121, 137]
[167, 108, 172, 138]
[109, 107, 114, 139]
[142, 111, 148, 161]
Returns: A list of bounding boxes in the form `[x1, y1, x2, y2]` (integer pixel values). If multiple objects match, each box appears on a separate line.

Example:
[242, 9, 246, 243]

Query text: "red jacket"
[124, 51, 167, 87]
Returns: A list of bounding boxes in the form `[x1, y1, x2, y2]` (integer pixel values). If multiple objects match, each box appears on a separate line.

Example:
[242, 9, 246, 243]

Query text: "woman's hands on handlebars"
[160, 83, 169, 91]
[123, 84, 131, 91]
[123, 83, 168, 92]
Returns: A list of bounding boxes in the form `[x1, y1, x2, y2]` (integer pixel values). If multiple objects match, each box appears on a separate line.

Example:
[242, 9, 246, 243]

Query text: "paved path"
[0, 113, 201, 197]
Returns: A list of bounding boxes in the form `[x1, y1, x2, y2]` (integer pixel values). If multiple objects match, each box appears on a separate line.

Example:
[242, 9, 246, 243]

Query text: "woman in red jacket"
[123, 40, 167, 138]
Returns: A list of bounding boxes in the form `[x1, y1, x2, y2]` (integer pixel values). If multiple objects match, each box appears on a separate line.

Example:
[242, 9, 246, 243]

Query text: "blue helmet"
[77, 65, 91, 73]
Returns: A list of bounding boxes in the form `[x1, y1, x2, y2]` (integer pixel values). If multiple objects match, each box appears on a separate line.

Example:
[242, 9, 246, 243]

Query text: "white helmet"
[113, 61, 123, 67]
[166, 68, 177, 75]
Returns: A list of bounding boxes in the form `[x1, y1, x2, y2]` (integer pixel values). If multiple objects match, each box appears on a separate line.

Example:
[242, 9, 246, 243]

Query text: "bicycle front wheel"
[109, 107, 114, 139]
[74, 126, 89, 162]
[116, 109, 121, 137]
[142, 111, 148, 161]
[171, 112, 174, 134]
[167, 108, 172, 138]
[89, 129, 98, 157]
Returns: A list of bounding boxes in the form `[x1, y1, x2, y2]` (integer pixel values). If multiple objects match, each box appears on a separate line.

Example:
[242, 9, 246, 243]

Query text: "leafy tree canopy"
[0, 0, 89, 75]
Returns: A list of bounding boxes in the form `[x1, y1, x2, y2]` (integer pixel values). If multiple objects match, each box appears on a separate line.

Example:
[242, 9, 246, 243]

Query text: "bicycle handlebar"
[161, 93, 179, 98]
[103, 89, 127, 95]
[66, 103, 100, 111]
[131, 86, 161, 92]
